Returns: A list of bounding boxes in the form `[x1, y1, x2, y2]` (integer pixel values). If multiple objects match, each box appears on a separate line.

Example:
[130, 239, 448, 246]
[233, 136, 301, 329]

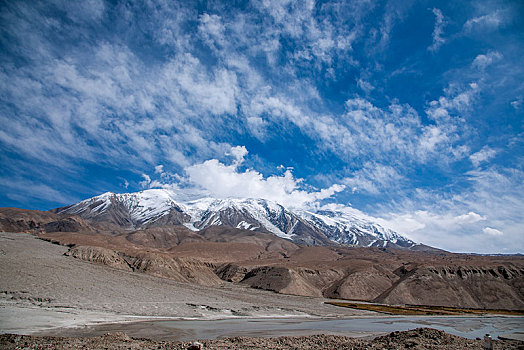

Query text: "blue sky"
[1, 0, 523, 253]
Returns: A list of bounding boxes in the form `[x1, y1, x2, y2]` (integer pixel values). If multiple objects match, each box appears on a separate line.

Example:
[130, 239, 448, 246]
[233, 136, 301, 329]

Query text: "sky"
[0, 0, 523, 253]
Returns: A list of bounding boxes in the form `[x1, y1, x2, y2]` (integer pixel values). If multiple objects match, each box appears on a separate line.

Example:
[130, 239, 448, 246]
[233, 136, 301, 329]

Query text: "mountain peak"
[54, 190, 415, 249]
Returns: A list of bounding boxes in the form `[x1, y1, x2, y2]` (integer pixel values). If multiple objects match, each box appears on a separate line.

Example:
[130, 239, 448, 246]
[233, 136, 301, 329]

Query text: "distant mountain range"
[52, 189, 418, 249]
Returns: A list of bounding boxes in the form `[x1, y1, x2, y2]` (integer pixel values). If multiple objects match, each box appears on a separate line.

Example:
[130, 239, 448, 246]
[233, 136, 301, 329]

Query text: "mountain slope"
[53, 189, 414, 248]
[299, 209, 415, 248]
[53, 190, 189, 229]
[184, 197, 332, 245]
[0, 207, 94, 233]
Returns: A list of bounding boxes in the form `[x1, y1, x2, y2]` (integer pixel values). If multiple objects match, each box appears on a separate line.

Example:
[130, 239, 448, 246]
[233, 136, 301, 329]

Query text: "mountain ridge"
[52, 189, 417, 249]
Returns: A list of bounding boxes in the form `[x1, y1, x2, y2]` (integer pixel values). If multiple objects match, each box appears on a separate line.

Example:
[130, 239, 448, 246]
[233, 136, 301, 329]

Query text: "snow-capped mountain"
[53, 189, 414, 248]
[298, 209, 414, 248]
[180, 197, 332, 244]
[184, 198, 297, 239]
[52, 189, 189, 229]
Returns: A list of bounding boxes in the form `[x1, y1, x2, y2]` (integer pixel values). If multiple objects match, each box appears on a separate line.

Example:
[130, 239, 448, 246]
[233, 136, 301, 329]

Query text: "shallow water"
[156, 316, 524, 341]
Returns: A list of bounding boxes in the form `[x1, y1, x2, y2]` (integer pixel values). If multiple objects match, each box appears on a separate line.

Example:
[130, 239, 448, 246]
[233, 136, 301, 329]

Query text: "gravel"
[1, 328, 522, 349]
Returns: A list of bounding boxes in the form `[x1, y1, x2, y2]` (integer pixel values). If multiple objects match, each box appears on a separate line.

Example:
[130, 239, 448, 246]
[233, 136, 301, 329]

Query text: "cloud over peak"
[148, 146, 346, 209]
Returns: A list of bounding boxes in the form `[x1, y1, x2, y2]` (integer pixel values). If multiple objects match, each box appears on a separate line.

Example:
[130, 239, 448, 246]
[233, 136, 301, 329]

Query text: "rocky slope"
[39, 226, 524, 310]
[67, 246, 222, 286]
[0, 207, 93, 233]
[373, 265, 524, 309]
[214, 246, 524, 310]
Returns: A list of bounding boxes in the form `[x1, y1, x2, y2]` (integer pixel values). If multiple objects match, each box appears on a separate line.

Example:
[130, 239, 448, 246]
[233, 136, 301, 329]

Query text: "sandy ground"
[0, 232, 370, 336]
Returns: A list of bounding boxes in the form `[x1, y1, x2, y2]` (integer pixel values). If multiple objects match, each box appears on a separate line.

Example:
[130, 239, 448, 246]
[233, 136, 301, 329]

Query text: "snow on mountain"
[54, 189, 414, 248]
[298, 209, 414, 247]
[53, 189, 189, 229]
[189, 197, 298, 240]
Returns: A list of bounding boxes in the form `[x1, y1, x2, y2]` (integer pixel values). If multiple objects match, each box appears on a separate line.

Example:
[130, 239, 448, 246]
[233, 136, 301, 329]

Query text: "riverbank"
[1, 327, 523, 349]
[326, 301, 524, 315]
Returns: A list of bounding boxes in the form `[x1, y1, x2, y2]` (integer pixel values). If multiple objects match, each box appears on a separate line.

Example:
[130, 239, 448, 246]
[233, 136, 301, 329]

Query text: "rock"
[187, 341, 203, 349]
[101, 332, 131, 341]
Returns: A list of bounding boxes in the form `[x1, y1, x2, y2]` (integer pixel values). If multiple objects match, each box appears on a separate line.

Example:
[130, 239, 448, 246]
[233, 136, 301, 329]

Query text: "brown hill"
[373, 265, 524, 309]
[214, 246, 524, 309]
[42, 228, 524, 310]
[0, 208, 92, 233]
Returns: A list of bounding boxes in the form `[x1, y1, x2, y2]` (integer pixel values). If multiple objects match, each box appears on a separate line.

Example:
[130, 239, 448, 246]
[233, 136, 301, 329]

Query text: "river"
[67, 316, 524, 341]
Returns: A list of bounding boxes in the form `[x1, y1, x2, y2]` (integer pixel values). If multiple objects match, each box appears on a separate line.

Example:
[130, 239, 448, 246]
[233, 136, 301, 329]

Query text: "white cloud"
[373, 209, 493, 252]
[511, 97, 523, 110]
[343, 162, 403, 194]
[377, 210, 486, 236]
[279, 81, 479, 167]
[469, 146, 496, 167]
[0, 26, 238, 169]
[139, 174, 151, 188]
[371, 0, 411, 53]
[163, 56, 239, 116]
[198, 13, 226, 49]
[427, 82, 479, 121]
[418, 126, 448, 154]
[472, 51, 502, 70]
[169, 146, 346, 208]
[483, 227, 503, 236]
[63, 0, 105, 23]
[228, 145, 248, 164]
[428, 8, 446, 52]
[252, 0, 361, 68]
[243, 82, 479, 168]
[416, 82, 481, 161]
[357, 78, 374, 93]
[455, 211, 487, 224]
[245, 116, 268, 139]
[335, 98, 422, 160]
[154, 165, 164, 174]
[373, 167, 524, 253]
[464, 11, 503, 32]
